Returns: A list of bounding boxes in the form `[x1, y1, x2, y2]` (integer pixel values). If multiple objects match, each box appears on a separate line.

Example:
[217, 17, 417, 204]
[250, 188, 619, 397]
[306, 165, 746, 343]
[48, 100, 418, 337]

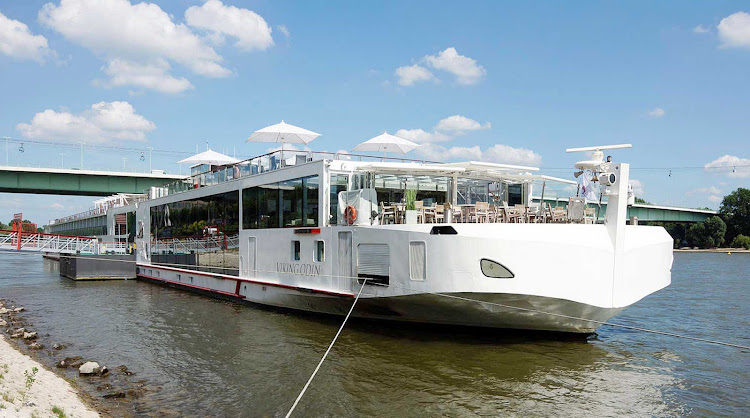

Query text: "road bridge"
[0, 166, 185, 196]
[534, 198, 716, 223]
[627, 203, 716, 222]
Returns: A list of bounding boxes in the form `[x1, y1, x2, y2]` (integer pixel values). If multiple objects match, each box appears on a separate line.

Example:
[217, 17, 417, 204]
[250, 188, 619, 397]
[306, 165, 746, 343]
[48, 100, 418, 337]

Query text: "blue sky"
[1, 0, 748, 225]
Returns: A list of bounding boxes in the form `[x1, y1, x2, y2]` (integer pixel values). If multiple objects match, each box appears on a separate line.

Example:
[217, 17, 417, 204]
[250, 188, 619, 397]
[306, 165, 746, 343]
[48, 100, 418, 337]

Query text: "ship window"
[314, 240, 325, 262]
[508, 184, 523, 206]
[329, 174, 348, 225]
[150, 190, 240, 240]
[409, 241, 426, 281]
[242, 184, 280, 229]
[243, 175, 318, 229]
[292, 240, 301, 261]
[480, 259, 514, 279]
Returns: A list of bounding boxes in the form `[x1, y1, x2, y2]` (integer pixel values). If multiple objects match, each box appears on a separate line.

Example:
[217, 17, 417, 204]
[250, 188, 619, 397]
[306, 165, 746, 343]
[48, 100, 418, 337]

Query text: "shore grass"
[52, 405, 68, 417]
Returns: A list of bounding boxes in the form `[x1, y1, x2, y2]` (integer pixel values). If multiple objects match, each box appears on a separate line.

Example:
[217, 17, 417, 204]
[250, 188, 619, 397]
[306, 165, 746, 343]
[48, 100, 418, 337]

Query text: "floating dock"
[59, 254, 136, 280]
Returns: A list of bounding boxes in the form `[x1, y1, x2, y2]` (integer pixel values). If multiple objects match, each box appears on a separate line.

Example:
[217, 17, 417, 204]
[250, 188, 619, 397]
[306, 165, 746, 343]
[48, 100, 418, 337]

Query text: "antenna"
[569, 144, 632, 171]
[565, 144, 632, 153]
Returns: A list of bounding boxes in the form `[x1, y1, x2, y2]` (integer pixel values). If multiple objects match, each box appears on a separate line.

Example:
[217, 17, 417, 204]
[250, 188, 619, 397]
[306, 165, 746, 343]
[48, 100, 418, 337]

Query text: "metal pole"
[60, 153, 65, 168]
[3, 137, 8, 165]
[147, 146, 153, 172]
[78, 142, 84, 169]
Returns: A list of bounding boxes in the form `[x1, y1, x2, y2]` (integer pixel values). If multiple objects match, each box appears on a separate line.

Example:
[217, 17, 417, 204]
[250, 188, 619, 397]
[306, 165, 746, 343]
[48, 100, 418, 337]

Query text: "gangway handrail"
[0, 230, 99, 254]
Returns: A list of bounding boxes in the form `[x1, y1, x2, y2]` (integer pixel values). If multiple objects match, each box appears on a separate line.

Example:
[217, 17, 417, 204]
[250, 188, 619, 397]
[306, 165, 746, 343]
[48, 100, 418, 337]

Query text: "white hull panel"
[137, 264, 622, 333]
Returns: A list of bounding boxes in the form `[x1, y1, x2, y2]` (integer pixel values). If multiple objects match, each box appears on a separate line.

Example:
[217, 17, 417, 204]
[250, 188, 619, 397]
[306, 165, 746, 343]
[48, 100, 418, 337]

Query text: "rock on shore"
[79, 361, 100, 375]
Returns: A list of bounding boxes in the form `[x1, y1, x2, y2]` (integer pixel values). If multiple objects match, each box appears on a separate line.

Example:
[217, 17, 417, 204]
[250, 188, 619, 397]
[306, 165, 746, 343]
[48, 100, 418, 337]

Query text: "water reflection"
[43, 257, 59, 273]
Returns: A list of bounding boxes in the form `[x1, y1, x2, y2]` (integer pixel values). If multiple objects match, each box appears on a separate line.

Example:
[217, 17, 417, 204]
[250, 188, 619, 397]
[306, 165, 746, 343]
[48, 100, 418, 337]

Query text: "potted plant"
[404, 188, 418, 224]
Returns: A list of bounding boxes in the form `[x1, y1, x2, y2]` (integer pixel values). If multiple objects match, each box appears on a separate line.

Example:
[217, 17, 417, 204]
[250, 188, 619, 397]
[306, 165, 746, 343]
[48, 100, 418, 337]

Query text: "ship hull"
[137, 264, 622, 333]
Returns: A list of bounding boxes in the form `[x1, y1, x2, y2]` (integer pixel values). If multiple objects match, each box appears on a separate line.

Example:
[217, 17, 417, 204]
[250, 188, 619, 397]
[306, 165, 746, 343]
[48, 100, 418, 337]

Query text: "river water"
[0, 252, 748, 416]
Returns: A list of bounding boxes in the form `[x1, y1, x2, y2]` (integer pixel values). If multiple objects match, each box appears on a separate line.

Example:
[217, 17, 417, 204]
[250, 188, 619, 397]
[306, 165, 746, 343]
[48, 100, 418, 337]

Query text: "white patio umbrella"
[246, 120, 321, 162]
[352, 132, 420, 158]
[178, 149, 240, 166]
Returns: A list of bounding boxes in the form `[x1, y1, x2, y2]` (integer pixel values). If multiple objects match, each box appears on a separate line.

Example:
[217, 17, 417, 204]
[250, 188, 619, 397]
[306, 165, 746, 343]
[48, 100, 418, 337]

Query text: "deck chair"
[380, 202, 395, 224]
[475, 202, 490, 223]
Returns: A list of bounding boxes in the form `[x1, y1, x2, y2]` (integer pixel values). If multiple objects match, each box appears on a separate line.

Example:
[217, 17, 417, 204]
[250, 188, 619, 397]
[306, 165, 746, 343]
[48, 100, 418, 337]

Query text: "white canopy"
[499, 173, 578, 185]
[352, 132, 420, 154]
[178, 149, 240, 166]
[351, 162, 466, 175]
[247, 120, 321, 145]
[440, 161, 540, 172]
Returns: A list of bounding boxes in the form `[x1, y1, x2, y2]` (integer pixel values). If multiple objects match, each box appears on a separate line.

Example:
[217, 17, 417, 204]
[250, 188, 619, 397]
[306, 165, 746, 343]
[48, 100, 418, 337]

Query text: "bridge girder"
[0, 168, 184, 196]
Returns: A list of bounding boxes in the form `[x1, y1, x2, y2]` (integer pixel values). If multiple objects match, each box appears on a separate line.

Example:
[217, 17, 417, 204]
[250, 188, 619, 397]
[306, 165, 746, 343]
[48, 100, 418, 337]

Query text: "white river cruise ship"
[107, 144, 671, 334]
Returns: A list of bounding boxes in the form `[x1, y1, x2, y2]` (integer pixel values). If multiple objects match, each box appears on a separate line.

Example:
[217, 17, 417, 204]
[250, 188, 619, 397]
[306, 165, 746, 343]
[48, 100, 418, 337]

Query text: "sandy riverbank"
[0, 334, 99, 418]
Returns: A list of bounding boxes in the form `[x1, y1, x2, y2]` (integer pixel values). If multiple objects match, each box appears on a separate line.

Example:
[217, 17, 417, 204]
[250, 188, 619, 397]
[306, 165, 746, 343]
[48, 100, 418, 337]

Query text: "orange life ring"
[344, 205, 358, 225]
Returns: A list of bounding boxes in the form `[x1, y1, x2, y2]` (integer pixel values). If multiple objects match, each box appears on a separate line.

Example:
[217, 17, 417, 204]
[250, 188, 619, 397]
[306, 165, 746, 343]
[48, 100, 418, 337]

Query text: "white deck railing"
[151, 234, 240, 254]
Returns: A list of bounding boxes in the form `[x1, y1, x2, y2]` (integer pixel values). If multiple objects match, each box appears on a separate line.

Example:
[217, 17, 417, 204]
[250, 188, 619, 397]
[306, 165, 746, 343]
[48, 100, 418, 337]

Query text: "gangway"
[0, 230, 99, 254]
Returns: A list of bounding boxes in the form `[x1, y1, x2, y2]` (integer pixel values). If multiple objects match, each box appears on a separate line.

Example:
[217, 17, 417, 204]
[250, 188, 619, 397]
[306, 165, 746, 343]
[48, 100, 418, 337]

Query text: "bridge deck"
[0, 166, 185, 196]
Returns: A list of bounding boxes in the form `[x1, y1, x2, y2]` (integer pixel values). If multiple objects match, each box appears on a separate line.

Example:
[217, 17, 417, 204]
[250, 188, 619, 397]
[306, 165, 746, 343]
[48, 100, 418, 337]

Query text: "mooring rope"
[8, 251, 749, 350]
[284, 279, 368, 418]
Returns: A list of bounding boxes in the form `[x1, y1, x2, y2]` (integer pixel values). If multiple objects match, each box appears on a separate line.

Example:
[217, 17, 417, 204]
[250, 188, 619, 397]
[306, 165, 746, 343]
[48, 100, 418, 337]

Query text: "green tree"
[634, 197, 652, 204]
[686, 216, 727, 248]
[719, 188, 750, 243]
[730, 234, 750, 250]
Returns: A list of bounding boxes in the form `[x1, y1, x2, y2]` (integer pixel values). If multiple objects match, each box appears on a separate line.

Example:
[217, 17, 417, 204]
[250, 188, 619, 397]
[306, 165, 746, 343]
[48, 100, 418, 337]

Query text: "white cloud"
[266, 143, 311, 153]
[704, 154, 750, 178]
[629, 179, 645, 196]
[334, 150, 352, 160]
[648, 108, 665, 118]
[395, 47, 485, 86]
[395, 64, 435, 86]
[686, 186, 724, 205]
[424, 47, 486, 85]
[185, 0, 274, 52]
[415, 143, 541, 166]
[434, 115, 491, 133]
[39, 0, 238, 93]
[693, 25, 710, 34]
[0, 11, 54, 62]
[717, 11, 750, 48]
[397, 115, 491, 144]
[276, 24, 290, 40]
[686, 186, 722, 196]
[16, 101, 155, 143]
[483, 144, 542, 166]
[50, 202, 65, 209]
[99, 59, 193, 94]
[395, 128, 452, 144]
